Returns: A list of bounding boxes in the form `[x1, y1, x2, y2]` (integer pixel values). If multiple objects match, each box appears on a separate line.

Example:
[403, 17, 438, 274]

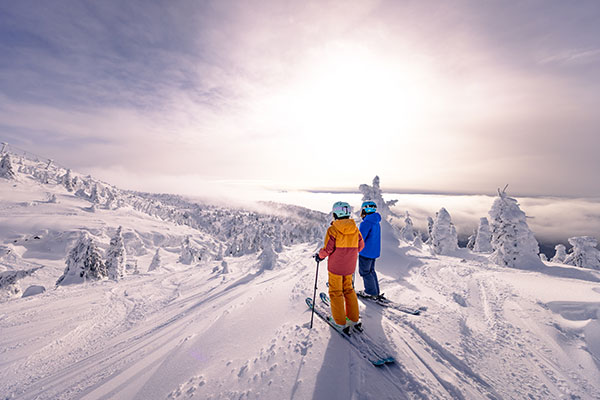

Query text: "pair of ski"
[355, 290, 425, 315]
[306, 292, 395, 366]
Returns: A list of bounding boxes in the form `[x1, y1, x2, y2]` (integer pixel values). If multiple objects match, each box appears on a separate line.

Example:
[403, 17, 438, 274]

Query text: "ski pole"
[310, 258, 320, 329]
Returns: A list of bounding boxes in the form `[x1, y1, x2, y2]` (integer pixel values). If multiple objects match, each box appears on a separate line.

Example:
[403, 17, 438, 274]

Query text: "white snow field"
[1, 162, 600, 399]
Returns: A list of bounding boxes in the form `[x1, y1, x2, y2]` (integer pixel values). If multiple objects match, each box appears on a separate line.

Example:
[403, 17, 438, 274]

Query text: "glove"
[314, 253, 324, 262]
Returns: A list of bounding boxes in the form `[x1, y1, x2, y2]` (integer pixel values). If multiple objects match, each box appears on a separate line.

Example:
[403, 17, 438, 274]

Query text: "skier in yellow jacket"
[315, 201, 364, 330]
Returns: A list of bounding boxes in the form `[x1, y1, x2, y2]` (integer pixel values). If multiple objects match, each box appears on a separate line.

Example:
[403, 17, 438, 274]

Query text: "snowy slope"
[2, 164, 600, 399]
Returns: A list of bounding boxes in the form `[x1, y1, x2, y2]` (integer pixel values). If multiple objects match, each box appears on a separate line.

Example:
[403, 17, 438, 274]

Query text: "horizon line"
[300, 187, 600, 200]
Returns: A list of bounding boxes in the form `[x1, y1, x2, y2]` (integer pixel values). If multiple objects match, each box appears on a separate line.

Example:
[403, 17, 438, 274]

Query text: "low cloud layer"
[261, 190, 600, 246]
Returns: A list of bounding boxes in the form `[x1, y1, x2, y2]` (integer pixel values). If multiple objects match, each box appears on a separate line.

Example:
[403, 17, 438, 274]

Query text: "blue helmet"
[361, 201, 377, 214]
[332, 201, 351, 218]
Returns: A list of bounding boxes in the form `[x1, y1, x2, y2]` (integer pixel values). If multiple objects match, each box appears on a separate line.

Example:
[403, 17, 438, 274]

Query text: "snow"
[1, 161, 600, 399]
[22, 284, 46, 297]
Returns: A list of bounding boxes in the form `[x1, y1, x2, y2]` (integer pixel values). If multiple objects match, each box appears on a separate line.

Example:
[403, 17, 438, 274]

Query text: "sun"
[275, 42, 429, 144]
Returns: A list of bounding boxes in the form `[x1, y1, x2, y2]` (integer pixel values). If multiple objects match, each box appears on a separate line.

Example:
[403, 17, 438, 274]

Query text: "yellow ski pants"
[328, 272, 359, 325]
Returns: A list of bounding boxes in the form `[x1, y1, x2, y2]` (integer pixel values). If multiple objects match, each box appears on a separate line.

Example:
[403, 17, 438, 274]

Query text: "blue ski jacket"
[359, 212, 381, 259]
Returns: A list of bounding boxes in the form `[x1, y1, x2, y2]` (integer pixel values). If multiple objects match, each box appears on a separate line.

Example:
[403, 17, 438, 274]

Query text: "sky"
[1, 0, 600, 197]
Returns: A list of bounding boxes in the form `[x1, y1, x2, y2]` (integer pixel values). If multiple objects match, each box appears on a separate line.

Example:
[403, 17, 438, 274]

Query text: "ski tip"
[305, 297, 314, 308]
[372, 357, 395, 366]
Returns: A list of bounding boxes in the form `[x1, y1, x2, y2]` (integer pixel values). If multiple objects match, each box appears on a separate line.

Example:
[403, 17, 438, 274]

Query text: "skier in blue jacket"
[358, 200, 383, 299]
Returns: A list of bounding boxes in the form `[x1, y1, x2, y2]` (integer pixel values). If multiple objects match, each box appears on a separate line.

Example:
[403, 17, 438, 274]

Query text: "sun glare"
[276, 43, 429, 144]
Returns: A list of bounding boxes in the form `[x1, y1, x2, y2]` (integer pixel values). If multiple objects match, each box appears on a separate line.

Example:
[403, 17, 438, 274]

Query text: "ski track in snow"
[3, 247, 600, 400]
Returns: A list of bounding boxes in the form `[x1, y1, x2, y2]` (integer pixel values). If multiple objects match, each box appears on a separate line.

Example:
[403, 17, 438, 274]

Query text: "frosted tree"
[63, 169, 74, 192]
[90, 184, 100, 204]
[106, 226, 126, 280]
[489, 187, 543, 269]
[214, 243, 224, 261]
[431, 208, 458, 255]
[358, 176, 398, 219]
[540, 253, 548, 262]
[474, 217, 493, 253]
[104, 188, 116, 209]
[273, 224, 284, 252]
[148, 248, 162, 272]
[466, 231, 476, 250]
[0, 153, 16, 179]
[563, 236, 600, 270]
[413, 234, 423, 249]
[132, 260, 140, 275]
[221, 260, 230, 274]
[179, 236, 201, 264]
[399, 211, 418, 242]
[258, 235, 278, 271]
[425, 216, 434, 245]
[56, 232, 107, 285]
[550, 244, 567, 263]
[39, 170, 50, 184]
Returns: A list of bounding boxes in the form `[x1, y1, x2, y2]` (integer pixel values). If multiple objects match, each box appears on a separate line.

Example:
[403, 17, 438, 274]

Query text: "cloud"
[538, 48, 600, 66]
[1, 1, 600, 197]
[385, 193, 600, 244]
[234, 188, 600, 245]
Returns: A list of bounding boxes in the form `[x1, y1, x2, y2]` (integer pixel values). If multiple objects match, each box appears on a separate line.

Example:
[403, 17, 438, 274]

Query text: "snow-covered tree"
[466, 231, 476, 250]
[488, 188, 543, 269]
[132, 260, 140, 275]
[214, 243, 223, 261]
[550, 244, 567, 263]
[179, 236, 201, 264]
[273, 225, 284, 253]
[148, 248, 162, 272]
[62, 169, 74, 192]
[258, 235, 278, 271]
[104, 188, 116, 209]
[540, 253, 548, 262]
[413, 234, 423, 249]
[90, 184, 100, 204]
[474, 217, 493, 253]
[56, 233, 107, 285]
[39, 170, 50, 184]
[221, 260, 230, 274]
[430, 208, 458, 255]
[399, 211, 418, 242]
[0, 153, 16, 179]
[425, 216, 434, 245]
[106, 226, 126, 280]
[358, 176, 398, 219]
[563, 236, 600, 270]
